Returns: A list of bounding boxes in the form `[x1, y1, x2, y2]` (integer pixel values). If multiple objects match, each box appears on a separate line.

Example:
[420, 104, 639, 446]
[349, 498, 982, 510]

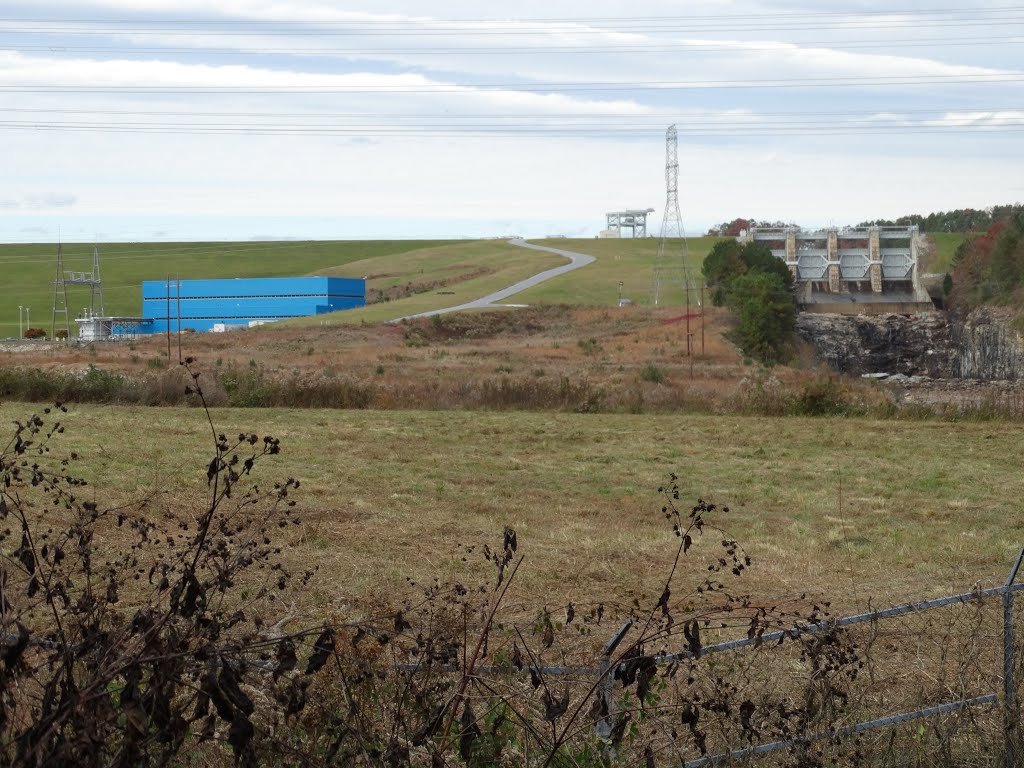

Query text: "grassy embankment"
[6, 401, 1017, 619]
[2, 232, 969, 338]
[0, 236, 723, 337]
[0, 239, 495, 337]
[291, 236, 722, 325]
[518, 237, 718, 307]
[299, 239, 565, 324]
[924, 232, 967, 272]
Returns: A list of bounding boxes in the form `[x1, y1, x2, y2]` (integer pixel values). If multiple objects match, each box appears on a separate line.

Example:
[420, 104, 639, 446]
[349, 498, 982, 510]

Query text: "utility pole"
[18, 305, 22, 338]
[685, 280, 691, 356]
[176, 276, 182, 363]
[165, 276, 172, 360]
[700, 282, 706, 356]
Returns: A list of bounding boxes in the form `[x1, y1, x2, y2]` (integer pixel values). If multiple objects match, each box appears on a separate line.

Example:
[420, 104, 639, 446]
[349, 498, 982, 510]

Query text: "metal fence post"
[1004, 546, 1024, 768]
[596, 620, 633, 740]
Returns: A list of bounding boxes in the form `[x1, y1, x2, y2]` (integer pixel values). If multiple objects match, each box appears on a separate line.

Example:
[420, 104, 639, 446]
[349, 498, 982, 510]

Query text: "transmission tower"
[73, 245, 106, 316]
[51, 244, 71, 340]
[51, 244, 106, 340]
[651, 124, 691, 306]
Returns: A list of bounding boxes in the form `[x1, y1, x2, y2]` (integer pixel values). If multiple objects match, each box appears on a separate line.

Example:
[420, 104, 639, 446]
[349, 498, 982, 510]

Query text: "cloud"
[0, 193, 78, 209]
[0, 50, 653, 118]
[928, 110, 1024, 128]
[1, 0, 1022, 240]
[6, 5, 1016, 91]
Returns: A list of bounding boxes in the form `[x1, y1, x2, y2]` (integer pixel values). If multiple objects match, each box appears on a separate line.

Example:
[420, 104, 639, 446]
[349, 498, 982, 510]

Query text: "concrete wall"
[801, 301, 938, 316]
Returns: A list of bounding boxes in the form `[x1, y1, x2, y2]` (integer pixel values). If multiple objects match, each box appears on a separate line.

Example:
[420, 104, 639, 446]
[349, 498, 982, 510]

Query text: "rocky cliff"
[953, 307, 1024, 380]
[796, 312, 957, 377]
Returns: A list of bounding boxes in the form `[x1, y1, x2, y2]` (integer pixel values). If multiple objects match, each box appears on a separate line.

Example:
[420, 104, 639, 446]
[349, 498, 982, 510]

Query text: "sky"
[1, 1, 1023, 242]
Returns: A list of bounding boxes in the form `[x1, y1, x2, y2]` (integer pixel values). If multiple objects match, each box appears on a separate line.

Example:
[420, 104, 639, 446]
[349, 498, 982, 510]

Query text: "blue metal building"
[141, 277, 365, 333]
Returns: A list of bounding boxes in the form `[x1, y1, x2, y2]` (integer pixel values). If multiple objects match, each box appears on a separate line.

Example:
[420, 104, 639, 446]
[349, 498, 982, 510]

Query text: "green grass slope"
[924, 232, 967, 273]
[0, 235, 725, 335]
[517, 237, 724, 308]
[0, 240, 457, 338]
[306, 237, 725, 324]
[299, 240, 564, 325]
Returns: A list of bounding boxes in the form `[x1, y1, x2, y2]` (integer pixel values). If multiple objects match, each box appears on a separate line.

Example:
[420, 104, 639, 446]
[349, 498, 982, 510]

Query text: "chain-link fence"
[472, 548, 1024, 766]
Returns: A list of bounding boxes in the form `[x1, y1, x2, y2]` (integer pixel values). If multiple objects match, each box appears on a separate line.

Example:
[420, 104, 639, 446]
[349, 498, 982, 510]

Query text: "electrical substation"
[48, 246, 366, 342]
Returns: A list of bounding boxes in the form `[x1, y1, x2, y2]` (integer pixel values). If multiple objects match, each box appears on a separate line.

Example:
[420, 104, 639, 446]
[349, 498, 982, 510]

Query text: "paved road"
[393, 239, 596, 322]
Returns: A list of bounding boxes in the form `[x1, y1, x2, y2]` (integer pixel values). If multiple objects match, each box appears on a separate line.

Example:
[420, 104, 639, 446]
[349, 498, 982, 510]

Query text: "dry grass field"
[2, 241, 1020, 764]
[1, 237, 1019, 641]
[1, 305, 770, 412]
[3, 398, 1020, 627]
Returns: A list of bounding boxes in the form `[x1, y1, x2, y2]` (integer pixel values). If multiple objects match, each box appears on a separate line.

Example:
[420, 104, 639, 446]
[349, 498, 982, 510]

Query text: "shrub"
[0, 380, 307, 766]
[77, 364, 135, 403]
[219, 362, 275, 407]
[23, 327, 46, 339]
[793, 375, 852, 416]
[640, 363, 665, 384]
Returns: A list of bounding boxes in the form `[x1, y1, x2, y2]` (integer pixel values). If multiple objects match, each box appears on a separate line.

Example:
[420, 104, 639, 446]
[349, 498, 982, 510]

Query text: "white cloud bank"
[1, 0, 1022, 240]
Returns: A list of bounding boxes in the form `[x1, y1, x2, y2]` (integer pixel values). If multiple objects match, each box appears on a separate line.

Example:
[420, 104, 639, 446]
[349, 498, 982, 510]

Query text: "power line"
[7, 36, 1024, 56]
[3, 117, 1023, 130]
[8, 6, 1024, 23]
[4, 106, 1021, 119]
[3, 73, 1024, 94]
[0, 121, 1021, 139]
[6, 18, 1024, 36]
[4, 7, 1024, 30]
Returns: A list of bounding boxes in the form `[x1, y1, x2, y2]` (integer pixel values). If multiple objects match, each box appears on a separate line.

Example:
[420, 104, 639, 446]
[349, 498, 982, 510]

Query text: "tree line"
[708, 204, 1024, 236]
[859, 204, 1024, 233]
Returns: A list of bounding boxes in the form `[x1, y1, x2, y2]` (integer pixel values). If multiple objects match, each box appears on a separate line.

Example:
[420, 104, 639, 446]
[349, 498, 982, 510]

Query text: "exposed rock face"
[953, 307, 1024, 380]
[798, 308, 1024, 380]
[796, 312, 956, 377]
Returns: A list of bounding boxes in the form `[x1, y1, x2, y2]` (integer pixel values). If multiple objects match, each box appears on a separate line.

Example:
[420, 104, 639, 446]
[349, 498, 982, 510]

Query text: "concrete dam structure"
[744, 225, 935, 315]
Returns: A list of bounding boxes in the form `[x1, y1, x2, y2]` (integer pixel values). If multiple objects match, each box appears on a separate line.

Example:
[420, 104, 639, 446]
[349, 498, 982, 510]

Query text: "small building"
[605, 208, 655, 238]
[141, 276, 366, 333]
[74, 315, 154, 342]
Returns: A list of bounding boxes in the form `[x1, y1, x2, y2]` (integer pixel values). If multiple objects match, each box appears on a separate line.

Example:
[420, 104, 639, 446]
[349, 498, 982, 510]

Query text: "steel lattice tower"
[87, 245, 104, 317]
[51, 244, 106, 340]
[51, 244, 71, 340]
[652, 124, 691, 305]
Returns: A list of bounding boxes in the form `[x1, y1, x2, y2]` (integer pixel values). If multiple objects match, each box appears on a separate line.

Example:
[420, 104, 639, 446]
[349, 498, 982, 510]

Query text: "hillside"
[923, 232, 966, 272]
[0, 237, 728, 336]
[949, 211, 1024, 311]
[3, 231, 971, 337]
[0, 240, 460, 338]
